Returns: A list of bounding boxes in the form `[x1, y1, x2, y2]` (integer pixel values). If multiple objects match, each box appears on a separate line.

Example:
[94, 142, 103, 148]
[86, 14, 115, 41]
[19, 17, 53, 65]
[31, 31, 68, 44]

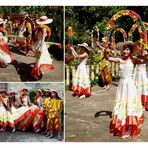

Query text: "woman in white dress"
[9, 89, 30, 130]
[0, 18, 14, 68]
[31, 16, 54, 79]
[104, 41, 147, 139]
[33, 89, 44, 132]
[134, 50, 148, 110]
[0, 89, 15, 132]
[18, 88, 44, 132]
[69, 43, 92, 98]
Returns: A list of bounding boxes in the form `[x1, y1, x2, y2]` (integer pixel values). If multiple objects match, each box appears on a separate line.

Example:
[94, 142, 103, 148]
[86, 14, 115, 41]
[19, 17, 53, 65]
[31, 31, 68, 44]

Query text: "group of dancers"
[69, 39, 148, 139]
[0, 88, 63, 141]
[0, 15, 56, 79]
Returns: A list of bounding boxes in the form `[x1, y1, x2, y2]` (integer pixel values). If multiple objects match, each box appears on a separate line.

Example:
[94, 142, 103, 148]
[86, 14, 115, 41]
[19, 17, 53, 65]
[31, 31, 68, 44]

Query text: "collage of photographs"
[0, 4, 148, 144]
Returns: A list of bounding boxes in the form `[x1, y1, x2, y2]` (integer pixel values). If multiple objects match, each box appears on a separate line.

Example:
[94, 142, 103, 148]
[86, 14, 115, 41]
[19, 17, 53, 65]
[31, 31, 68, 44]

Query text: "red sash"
[0, 97, 9, 111]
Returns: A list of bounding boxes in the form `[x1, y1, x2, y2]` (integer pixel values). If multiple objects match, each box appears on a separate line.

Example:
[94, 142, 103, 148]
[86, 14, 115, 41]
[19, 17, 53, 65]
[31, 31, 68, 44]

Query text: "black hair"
[44, 91, 51, 97]
[123, 44, 134, 53]
[51, 91, 61, 100]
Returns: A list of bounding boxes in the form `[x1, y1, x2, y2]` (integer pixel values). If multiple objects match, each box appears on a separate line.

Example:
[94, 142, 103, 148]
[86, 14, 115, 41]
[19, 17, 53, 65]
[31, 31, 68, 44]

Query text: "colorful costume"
[31, 25, 54, 78]
[0, 97, 14, 130]
[7, 20, 12, 39]
[134, 64, 148, 110]
[32, 96, 44, 132]
[99, 58, 112, 85]
[11, 96, 31, 125]
[18, 95, 44, 132]
[43, 96, 51, 129]
[25, 21, 33, 53]
[47, 98, 62, 133]
[71, 57, 91, 97]
[110, 60, 144, 138]
[0, 27, 14, 64]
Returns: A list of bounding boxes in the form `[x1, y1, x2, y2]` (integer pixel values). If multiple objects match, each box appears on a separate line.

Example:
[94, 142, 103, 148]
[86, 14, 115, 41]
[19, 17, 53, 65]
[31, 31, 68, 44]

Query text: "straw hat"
[0, 18, 7, 24]
[44, 89, 50, 92]
[77, 43, 91, 51]
[116, 41, 134, 51]
[36, 88, 43, 95]
[21, 88, 29, 92]
[36, 16, 53, 25]
[50, 89, 57, 93]
[9, 89, 16, 94]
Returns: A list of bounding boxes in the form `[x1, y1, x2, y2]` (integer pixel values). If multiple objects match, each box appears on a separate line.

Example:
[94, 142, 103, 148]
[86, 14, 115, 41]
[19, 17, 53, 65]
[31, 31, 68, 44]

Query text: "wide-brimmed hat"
[21, 88, 29, 92]
[36, 88, 43, 95]
[0, 18, 7, 24]
[77, 43, 91, 51]
[50, 89, 57, 93]
[116, 41, 135, 51]
[44, 89, 50, 92]
[9, 89, 16, 94]
[36, 16, 53, 25]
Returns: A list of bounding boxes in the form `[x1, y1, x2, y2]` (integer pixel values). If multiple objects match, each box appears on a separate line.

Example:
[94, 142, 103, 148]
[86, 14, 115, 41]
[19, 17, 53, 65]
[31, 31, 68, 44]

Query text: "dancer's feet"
[57, 133, 62, 141]
[12, 128, 15, 133]
[72, 93, 77, 97]
[105, 85, 110, 90]
[79, 95, 86, 99]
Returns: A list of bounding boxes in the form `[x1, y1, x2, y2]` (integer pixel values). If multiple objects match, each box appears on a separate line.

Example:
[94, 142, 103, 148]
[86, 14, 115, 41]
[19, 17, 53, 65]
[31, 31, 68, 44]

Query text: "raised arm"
[132, 55, 148, 64]
[104, 47, 121, 63]
[69, 46, 88, 58]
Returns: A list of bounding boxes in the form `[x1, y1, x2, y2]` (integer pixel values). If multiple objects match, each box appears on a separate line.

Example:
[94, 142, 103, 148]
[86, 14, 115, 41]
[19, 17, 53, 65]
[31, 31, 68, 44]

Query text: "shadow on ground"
[11, 60, 38, 82]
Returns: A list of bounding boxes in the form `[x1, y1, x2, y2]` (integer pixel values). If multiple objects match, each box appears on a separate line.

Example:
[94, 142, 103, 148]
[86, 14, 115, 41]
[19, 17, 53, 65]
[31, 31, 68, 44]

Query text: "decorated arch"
[104, 10, 147, 49]
[111, 28, 127, 48]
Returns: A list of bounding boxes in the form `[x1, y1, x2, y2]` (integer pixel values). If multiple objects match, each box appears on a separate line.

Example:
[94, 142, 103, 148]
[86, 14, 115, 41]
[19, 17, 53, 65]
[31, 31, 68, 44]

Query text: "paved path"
[65, 84, 148, 142]
[0, 131, 63, 142]
[0, 44, 63, 82]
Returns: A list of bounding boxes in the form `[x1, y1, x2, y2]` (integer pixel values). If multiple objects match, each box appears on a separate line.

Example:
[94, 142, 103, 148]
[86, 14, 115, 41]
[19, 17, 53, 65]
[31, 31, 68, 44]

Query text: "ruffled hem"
[32, 109, 44, 132]
[141, 95, 148, 110]
[3, 121, 14, 129]
[110, 114, 144, 138]
[71, 84, 91, 97]
[31, 64, 54, 77]
[19, 109, 36, 131]
[0, 39, 14, 64]
[13, 109, 31, 124]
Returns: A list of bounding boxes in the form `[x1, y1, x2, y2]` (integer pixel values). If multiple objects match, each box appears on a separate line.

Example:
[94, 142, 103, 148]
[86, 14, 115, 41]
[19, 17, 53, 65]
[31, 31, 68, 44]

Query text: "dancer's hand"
[68, 43, 72, 50]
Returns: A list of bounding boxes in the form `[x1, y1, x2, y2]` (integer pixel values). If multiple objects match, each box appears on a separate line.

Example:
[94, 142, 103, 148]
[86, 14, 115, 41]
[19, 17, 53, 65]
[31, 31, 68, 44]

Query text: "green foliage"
[0, 6, 63, 42]
[29, 91, 36, 103]
[65, 6, 148, 45]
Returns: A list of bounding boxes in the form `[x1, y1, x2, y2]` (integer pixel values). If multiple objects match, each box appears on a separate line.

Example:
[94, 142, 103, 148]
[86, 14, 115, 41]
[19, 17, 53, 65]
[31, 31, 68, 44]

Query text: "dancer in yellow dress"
[47, 89, 63, 141]
[43, 89, 51, 136]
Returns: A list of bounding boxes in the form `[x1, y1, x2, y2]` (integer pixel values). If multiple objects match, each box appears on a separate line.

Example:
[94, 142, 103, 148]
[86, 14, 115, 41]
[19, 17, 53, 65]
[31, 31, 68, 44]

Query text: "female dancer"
[18, 88, 44, 132]
[0, 18, 14, 68]
[9, 89, 30, 129]
[69, 43, 91, 98]
[9, 89, 20, 114]
[43, 89, 51, 136]
[47, 89, 63, 141]
[0, 89, 15, 132]
[32, 89, 44, 132]
[34, 89, 43, 109]
[104, 41, 147, 139]
[134, 50, 148, 110]
[31, 16, 54, 79]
